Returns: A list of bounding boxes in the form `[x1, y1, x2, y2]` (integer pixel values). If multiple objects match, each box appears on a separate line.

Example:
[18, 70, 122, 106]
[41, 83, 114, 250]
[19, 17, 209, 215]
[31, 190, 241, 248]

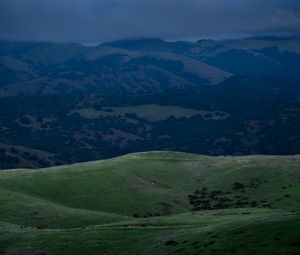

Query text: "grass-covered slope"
[0, 151, 299, 255]
[1, 209, 299, 255]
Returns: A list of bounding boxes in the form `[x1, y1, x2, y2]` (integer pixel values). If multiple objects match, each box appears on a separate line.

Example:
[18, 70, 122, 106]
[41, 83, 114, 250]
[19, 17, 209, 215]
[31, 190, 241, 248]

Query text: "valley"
[0, 37, 300, 169]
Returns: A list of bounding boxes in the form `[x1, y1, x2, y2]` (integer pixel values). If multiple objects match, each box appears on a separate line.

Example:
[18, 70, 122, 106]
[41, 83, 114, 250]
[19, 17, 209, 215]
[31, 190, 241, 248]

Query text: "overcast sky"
[0, 0, 299, 43]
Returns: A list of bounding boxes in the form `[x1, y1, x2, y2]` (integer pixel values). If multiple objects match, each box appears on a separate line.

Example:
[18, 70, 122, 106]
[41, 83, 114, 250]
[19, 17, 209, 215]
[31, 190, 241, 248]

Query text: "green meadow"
[0, 152, 299, 254]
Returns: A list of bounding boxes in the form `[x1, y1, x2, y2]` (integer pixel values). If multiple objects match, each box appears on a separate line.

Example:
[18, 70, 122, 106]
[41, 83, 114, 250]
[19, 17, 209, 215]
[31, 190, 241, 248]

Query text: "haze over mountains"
[0, 36, 300, 169]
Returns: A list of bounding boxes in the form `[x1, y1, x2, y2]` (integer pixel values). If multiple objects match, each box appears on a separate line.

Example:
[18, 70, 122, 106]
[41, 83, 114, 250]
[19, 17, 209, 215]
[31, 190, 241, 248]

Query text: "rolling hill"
[0, 151, 299, 254]
[1, 36, 299, 97]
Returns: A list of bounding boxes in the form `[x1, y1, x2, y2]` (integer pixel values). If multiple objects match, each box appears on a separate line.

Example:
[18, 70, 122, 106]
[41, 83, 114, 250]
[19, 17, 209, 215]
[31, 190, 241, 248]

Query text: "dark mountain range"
[0, 37, 299, 169]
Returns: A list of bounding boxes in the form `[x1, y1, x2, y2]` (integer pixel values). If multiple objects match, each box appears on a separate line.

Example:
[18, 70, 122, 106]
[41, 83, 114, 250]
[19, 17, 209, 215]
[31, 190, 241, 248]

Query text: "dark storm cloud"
[0, 0, 299, 43]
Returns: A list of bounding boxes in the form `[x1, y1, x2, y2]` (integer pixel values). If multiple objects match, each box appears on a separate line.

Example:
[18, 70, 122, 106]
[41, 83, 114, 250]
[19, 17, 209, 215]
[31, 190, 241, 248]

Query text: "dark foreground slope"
[0, 152, 299, 255]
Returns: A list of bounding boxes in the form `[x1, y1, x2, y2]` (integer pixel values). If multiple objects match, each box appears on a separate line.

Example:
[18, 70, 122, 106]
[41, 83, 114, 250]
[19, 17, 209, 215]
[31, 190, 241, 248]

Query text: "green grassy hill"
[0, 152, 299, 255]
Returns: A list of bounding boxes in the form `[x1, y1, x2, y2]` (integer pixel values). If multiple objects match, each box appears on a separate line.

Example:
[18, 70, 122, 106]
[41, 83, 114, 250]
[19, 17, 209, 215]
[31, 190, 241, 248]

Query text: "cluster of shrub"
[188, 182, 272, 211]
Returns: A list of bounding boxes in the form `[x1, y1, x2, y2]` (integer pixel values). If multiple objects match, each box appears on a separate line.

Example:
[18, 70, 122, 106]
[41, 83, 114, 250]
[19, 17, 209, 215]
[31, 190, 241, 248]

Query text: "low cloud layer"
[0, 0, 299, 43]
